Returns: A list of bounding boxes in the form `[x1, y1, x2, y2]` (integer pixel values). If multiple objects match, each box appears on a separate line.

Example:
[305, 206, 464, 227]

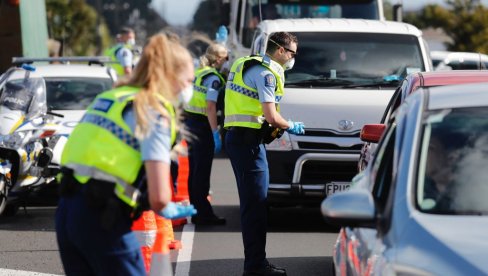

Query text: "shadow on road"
[189, 205, 339, 234]
[0, 207, 56, 231]
[181, 256, 334, 276]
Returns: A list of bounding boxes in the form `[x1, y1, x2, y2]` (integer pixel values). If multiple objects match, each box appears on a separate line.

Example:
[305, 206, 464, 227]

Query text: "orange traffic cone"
[155, 213, 182, 251]
[174, 139, 190, 202]
[171, 139, 190, 227]
[132, 211, 157, 274]
[150, 215, 173, 276]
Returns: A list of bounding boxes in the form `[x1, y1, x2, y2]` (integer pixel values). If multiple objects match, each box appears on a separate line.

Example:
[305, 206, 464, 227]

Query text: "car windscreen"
[241, 0, 380, 48]
[45, 77, 113, 110]
[416, 106, 488, 215]
[285, 32, 425, 89]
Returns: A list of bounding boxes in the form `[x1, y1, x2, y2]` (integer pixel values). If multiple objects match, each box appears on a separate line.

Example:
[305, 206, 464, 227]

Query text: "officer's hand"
[286, 120, 305, 135]
[159, 202, 197, 219]
[213, 129, 222, 153]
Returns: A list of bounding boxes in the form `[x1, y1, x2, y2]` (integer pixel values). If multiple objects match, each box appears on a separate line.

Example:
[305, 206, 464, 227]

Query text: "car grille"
[303, 129, 360, 138]
[297, 142, 363, 151]
[270, 160, 358, 184]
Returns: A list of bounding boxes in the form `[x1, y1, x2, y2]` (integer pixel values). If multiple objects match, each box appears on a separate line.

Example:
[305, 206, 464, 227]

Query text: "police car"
[10, 57, 117, 136]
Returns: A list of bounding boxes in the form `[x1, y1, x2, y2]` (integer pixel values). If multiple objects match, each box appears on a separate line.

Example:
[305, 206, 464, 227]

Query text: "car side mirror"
[321, 189, 376, 228]
[360, 124, 386, 143]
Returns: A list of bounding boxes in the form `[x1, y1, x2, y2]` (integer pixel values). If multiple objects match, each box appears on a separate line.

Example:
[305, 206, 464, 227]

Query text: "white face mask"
[127, 38, 136, 46]
[178, 85, 193, 104]
[283, 58, 295, 71]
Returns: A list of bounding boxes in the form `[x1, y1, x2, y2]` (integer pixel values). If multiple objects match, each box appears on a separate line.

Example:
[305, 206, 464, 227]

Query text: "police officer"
[224, 32, 305, 276]
[105, 27, 136, 76]
[184, 43, 228, 225]
[55, 33, 196, 275]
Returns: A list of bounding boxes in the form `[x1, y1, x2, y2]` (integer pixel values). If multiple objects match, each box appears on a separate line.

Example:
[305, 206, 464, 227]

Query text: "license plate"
[325, 182, 351, 196]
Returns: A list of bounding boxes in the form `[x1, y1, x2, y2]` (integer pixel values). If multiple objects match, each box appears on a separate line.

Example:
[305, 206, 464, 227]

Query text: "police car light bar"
[11, 56, 114, 66]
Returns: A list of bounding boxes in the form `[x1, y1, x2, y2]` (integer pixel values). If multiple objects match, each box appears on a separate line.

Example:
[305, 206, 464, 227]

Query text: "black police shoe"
[242, 263, 287, 276]
[191, 215, 226, 225]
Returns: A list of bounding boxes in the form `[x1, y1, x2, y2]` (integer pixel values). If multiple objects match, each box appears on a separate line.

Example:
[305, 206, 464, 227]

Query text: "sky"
[150, 0, 488, 26]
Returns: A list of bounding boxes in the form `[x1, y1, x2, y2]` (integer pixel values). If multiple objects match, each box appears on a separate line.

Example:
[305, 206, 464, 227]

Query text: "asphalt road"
[0, 157, 340, 276]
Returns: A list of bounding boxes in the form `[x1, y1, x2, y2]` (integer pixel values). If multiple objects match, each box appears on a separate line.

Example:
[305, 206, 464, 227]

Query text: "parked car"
[0, 57, 116, 208]
[431, 50, 488, 70]
[249, 18, 431, 206]
[322, 82, 488, 276]
[10, 57, 117, 136]
[358, 70, 488, 171]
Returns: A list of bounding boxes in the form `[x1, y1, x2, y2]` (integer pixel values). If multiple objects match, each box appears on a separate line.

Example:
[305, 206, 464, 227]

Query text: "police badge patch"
[212, 80, 221, 89]
[264, 74, 275, 87]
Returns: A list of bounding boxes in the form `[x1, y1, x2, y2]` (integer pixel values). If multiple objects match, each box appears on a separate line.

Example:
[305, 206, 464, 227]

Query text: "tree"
[404, 0, 488, 53]
[191, 0, 224, 39]
[46, 0, 111, 56]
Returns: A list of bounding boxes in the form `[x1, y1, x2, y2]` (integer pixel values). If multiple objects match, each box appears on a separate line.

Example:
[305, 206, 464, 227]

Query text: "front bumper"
[267, 150, 359, 205]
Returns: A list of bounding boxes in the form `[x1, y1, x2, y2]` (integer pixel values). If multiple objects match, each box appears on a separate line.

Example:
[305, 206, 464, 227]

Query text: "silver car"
[322, 82, 488, 276]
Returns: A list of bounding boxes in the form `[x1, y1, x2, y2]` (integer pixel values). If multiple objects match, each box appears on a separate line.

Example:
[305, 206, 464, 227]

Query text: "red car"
[358, 70, 488, 171]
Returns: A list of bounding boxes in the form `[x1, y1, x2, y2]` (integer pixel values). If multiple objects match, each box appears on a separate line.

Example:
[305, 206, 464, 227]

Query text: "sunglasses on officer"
[268, 39, 297, 58]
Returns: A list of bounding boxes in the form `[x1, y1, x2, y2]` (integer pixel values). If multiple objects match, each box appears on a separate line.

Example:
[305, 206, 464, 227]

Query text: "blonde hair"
[199, 43, 228, 69]
[116, 33, 192, 137]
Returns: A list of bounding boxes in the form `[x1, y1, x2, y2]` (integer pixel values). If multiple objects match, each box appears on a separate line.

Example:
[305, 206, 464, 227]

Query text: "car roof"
[425, 82, 488, 110]
[7, 64, 113, 80]
[443, 52, 488, 62]
[417, 70, 488, 88]
[257, 19, 422, 36]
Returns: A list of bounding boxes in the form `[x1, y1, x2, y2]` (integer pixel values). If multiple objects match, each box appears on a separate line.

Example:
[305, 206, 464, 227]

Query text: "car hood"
[279, 88, 394, 131]
[54, 110, 86, 135]
[399, 213, 488, 275]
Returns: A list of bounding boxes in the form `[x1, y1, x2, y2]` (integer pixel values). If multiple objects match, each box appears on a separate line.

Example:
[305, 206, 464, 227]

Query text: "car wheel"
[0, 175, 7, 216]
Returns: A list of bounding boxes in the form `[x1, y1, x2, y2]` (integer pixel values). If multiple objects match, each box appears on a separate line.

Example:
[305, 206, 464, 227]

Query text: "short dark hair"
[266, 32, 297, 54]
[120, 27, 134, 35]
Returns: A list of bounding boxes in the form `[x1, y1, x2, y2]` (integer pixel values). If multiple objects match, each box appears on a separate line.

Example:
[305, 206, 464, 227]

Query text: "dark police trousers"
[185, 114, 217, 218]
[225, 126, 269, 271]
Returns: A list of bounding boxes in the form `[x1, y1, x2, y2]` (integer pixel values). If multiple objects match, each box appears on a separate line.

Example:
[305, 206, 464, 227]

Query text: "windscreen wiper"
[286, 77, 353, 87]
[342, 80, 400, 89]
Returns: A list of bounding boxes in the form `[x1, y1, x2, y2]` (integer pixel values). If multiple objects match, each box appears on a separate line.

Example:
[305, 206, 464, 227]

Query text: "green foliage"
[46, 0, 111, 56]
[404, 0, 488, 53]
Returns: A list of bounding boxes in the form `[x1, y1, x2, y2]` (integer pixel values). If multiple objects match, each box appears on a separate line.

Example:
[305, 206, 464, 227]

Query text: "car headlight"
[265, 131, 292, 151]
[3, 131, 27, 149]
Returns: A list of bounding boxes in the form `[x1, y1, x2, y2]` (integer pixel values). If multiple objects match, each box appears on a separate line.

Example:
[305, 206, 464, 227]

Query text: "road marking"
[0, 268, 60, 276]
[174, 222, 195, 276]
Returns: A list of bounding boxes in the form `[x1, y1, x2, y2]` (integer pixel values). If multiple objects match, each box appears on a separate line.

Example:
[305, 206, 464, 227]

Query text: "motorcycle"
[0, 64, 66, 216]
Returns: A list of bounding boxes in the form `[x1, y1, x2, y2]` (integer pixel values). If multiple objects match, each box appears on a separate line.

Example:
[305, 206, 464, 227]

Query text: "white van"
[250, 19, 432, 206]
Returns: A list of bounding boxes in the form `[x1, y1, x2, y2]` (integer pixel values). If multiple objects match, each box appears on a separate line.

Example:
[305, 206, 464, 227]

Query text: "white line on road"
[174, 221, 195, 276]
[0, 268, 61, 276]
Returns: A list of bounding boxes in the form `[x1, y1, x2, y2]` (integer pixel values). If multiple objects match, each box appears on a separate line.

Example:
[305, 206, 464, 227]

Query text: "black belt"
[184, 111, 208, 122]
[228, 126, 260, 133]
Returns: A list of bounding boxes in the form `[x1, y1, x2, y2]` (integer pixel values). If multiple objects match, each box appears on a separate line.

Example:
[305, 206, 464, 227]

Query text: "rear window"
[45, 77, 113, 110]
[416, 107, 488, 215]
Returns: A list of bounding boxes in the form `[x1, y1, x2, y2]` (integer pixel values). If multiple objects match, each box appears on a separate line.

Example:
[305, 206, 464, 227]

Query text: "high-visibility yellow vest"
[104, 44, 132, 76]
[224, 55, 285, 129]
[61, 86, 176, 207]
[184, 66, 225, 116]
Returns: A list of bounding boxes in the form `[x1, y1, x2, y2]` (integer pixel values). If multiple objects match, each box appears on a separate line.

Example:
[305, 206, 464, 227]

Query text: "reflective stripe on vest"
[224, 55, 285, 129]
[185, 67, 225, 116]
[62, 86, 176, 207]
[81, 113, 140, 151]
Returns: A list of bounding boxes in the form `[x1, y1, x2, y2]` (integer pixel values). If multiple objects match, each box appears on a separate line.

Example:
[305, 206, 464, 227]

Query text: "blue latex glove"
[213, 129, 222, 153]
[286, 120, 305, 135]
[159, 202, 197, 219]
